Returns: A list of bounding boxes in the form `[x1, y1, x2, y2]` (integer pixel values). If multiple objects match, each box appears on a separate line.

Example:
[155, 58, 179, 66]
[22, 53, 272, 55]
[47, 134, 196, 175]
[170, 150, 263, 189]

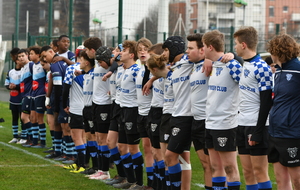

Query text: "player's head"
[17, 49, 29, 64]
[136, 38, 152, 62]
[147, 54, 168, 78]
[267, 34, 300, 63]
[28, 46, 41, 63]
[10, 47, 20, 62]
[121, 40, 138, 62]
[162, 36, 185, 63]
[148, 43, 164, 55]
[95, 46, 112, 68]
[234, 26, 258, 53]
[50, 39, 59, 53]
[40, 45, 56, 63]
[202, 30, 225, 53]
[83, 37, 102, 59]
[57, 35, 70, 53]
[186, 33, 204, 62]
[79, 49, 95, 70]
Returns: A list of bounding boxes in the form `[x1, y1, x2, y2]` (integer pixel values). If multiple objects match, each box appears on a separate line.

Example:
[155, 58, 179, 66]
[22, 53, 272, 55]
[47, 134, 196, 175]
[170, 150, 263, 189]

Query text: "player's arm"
[142, 76, 158, 96]
[62, 84, 71, 113]
[249, 89, 272, 144]
[226, 60, 242, 83]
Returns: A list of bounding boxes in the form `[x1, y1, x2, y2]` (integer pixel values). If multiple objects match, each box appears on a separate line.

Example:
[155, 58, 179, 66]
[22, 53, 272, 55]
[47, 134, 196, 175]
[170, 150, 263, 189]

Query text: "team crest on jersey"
[216, 67, 223, 76]
[244, 69, 250, 77]
[217, 137, 228, 147]
[172, 127, 180, 136]
[125, 122, 133, 130]
[172, 182, 181, 187]
[286, 74, 293, 81]
[151, 123, 157, 132]
[164, 134, 169, 141]
[287, 147, 298, 158]
[100, 113, 108, 121]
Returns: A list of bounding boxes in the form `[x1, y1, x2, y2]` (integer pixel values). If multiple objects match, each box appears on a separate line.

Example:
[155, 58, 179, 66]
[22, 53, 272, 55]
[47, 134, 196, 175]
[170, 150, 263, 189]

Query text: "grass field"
[0, 101, 277, 190]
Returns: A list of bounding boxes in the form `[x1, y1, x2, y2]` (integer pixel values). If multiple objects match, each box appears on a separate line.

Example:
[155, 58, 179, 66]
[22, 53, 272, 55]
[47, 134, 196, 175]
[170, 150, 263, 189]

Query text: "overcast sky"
[90, 0, 159, 33]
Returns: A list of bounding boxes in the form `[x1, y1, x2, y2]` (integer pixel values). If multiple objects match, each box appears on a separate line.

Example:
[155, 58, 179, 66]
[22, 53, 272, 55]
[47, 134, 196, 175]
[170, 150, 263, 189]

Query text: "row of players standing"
[5, 26, 300, 190]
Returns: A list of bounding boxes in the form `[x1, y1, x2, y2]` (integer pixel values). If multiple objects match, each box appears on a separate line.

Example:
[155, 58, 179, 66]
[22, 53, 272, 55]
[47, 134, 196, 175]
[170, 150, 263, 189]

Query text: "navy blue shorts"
[21, 96, 32, 114]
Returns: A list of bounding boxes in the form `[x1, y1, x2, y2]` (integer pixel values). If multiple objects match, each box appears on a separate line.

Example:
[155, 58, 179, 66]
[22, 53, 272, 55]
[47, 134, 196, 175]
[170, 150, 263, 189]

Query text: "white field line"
[0, 164, 52, 167]
[0, 141, 61, 165]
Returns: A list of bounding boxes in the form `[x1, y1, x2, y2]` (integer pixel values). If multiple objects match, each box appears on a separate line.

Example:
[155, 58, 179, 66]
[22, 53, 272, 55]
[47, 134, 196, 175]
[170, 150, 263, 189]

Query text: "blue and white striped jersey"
[93, 64, 111, 105]
[83, 68, 94, 107]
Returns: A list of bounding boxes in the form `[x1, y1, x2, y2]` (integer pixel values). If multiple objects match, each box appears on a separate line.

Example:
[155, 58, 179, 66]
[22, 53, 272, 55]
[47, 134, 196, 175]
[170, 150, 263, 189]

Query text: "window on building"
[269, 6, 274, 17]
[54, 10, 60, 20]
[54, 27, 60, 34]
[253, 4, 261, 12]
[39, 10, 45, 20]
[283, 6, 288, 13]
[39, 0, 45, 2]
[269, 22, 275, 33]
[39, 26, 45, 34]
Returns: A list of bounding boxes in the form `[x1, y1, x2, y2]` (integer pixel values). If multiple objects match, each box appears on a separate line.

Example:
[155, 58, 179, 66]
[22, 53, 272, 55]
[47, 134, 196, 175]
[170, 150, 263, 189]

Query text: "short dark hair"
[52, 39, 58, 47]
[17, 49, 29, 55]
[79, 50, 95, 67]
[264, 56, 273, 65]
[28, 46, 41, 55]
[187, 33, 204, 49]
[149, 43, 164, 55]
[83, 37, 102, 51]
[58, 35, 69, 41]
[40, 46, 52, 54]
[10, 47, 20, 56]
[122, 40, 138, 61]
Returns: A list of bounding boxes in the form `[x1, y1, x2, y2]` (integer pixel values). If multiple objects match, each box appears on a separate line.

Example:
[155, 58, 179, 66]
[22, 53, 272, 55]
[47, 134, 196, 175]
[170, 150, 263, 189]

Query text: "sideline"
[0, 141, 61, 165]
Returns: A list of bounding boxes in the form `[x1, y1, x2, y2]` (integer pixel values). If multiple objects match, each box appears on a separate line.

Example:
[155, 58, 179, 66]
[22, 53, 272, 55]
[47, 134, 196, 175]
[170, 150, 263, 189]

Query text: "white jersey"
[136, 64, 153, 116]
[83, 68, 94, 107]
[206, 59, 242, 130]
[63, 63, 84, 115]
[93, 64, 111, 105]
[190, 60, 209, 120]
[110, 69, 117, 101]
[239, 55, 273, 126]
[119, 64, 140, 108]
[163, 70, 174, 114]
[171, 55, 193, 117]
[115, 64, 124, 105]
[151, 77, 164, 108]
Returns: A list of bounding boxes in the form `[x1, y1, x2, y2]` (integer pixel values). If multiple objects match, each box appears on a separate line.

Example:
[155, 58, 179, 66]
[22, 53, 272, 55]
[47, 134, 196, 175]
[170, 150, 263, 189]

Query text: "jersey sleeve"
[51, 64, 63, 86]
[254, 62, 273, 91]
[4, 70, 11, 86]
[226, 59, 242, 83]
[63, 65, 75, 85]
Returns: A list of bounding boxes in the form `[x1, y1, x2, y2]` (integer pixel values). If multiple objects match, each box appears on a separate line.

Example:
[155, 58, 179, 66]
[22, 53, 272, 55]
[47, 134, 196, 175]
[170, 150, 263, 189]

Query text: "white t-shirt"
[238, 56, 273, 126]
[63, 63, 84, 115]
[136, 64, 153, 116]
[151, 77, 164, 108]
[163, 71, 174, 114]
[83, 68, 94, 107]
[93, 64, 111, 105]
[171, 55, 193, 117]
[206, 58, 242, 130]
[115, 64, 124, 105]
[190, 60, 209, 120]
[119, 64, 140, 108]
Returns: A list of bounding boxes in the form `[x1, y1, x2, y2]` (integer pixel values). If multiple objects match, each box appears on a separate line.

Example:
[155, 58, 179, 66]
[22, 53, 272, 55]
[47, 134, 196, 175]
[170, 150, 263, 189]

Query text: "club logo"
[172, 127, 180, 136]
[164, 134, 169, 141]
[172, 181, 181, 187]
[88, 120, 94, 128]
[244, 69, 250, 77]
[217, 137, 228, 147]
[286, 74, 293, 81]
[151, 123, 157, 132]
[100, 113, 108, 121]
[125, 122, 133, 130]
[287, 147, 298, 158]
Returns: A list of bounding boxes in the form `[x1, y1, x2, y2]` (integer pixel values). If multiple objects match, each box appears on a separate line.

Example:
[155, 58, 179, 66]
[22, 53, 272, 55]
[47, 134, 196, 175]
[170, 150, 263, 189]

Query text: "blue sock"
[247, 184, 258, 190]
[227, 181, 241, 189]
[212, 176, 226, 188]
[258, 181, 272, 189]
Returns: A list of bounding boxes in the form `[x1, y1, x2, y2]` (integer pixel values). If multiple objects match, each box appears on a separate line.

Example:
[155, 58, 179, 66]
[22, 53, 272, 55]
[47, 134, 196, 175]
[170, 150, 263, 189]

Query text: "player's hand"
[74, 70, 82, 76]
[142, 80, 152, 96]
[102, 71, 112, 81]
[9, 83, 16, 89]
[248, 135, 259, 146]
[52, 56, 64, 63]
[221, 53, 234, 63]
[64, 107, 70, 114]
[45, 97, 50, 108]
[202, 59, 213, 77]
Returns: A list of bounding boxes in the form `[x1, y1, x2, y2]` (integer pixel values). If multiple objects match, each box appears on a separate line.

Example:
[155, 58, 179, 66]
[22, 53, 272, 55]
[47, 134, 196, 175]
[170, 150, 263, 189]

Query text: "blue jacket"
[269, 58, 300, 138]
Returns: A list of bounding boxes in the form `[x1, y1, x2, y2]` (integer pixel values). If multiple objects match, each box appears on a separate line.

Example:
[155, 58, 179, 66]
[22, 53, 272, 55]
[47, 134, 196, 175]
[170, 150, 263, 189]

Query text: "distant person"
[52, 35, 75, 65]
[6, 48, 26, 144]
